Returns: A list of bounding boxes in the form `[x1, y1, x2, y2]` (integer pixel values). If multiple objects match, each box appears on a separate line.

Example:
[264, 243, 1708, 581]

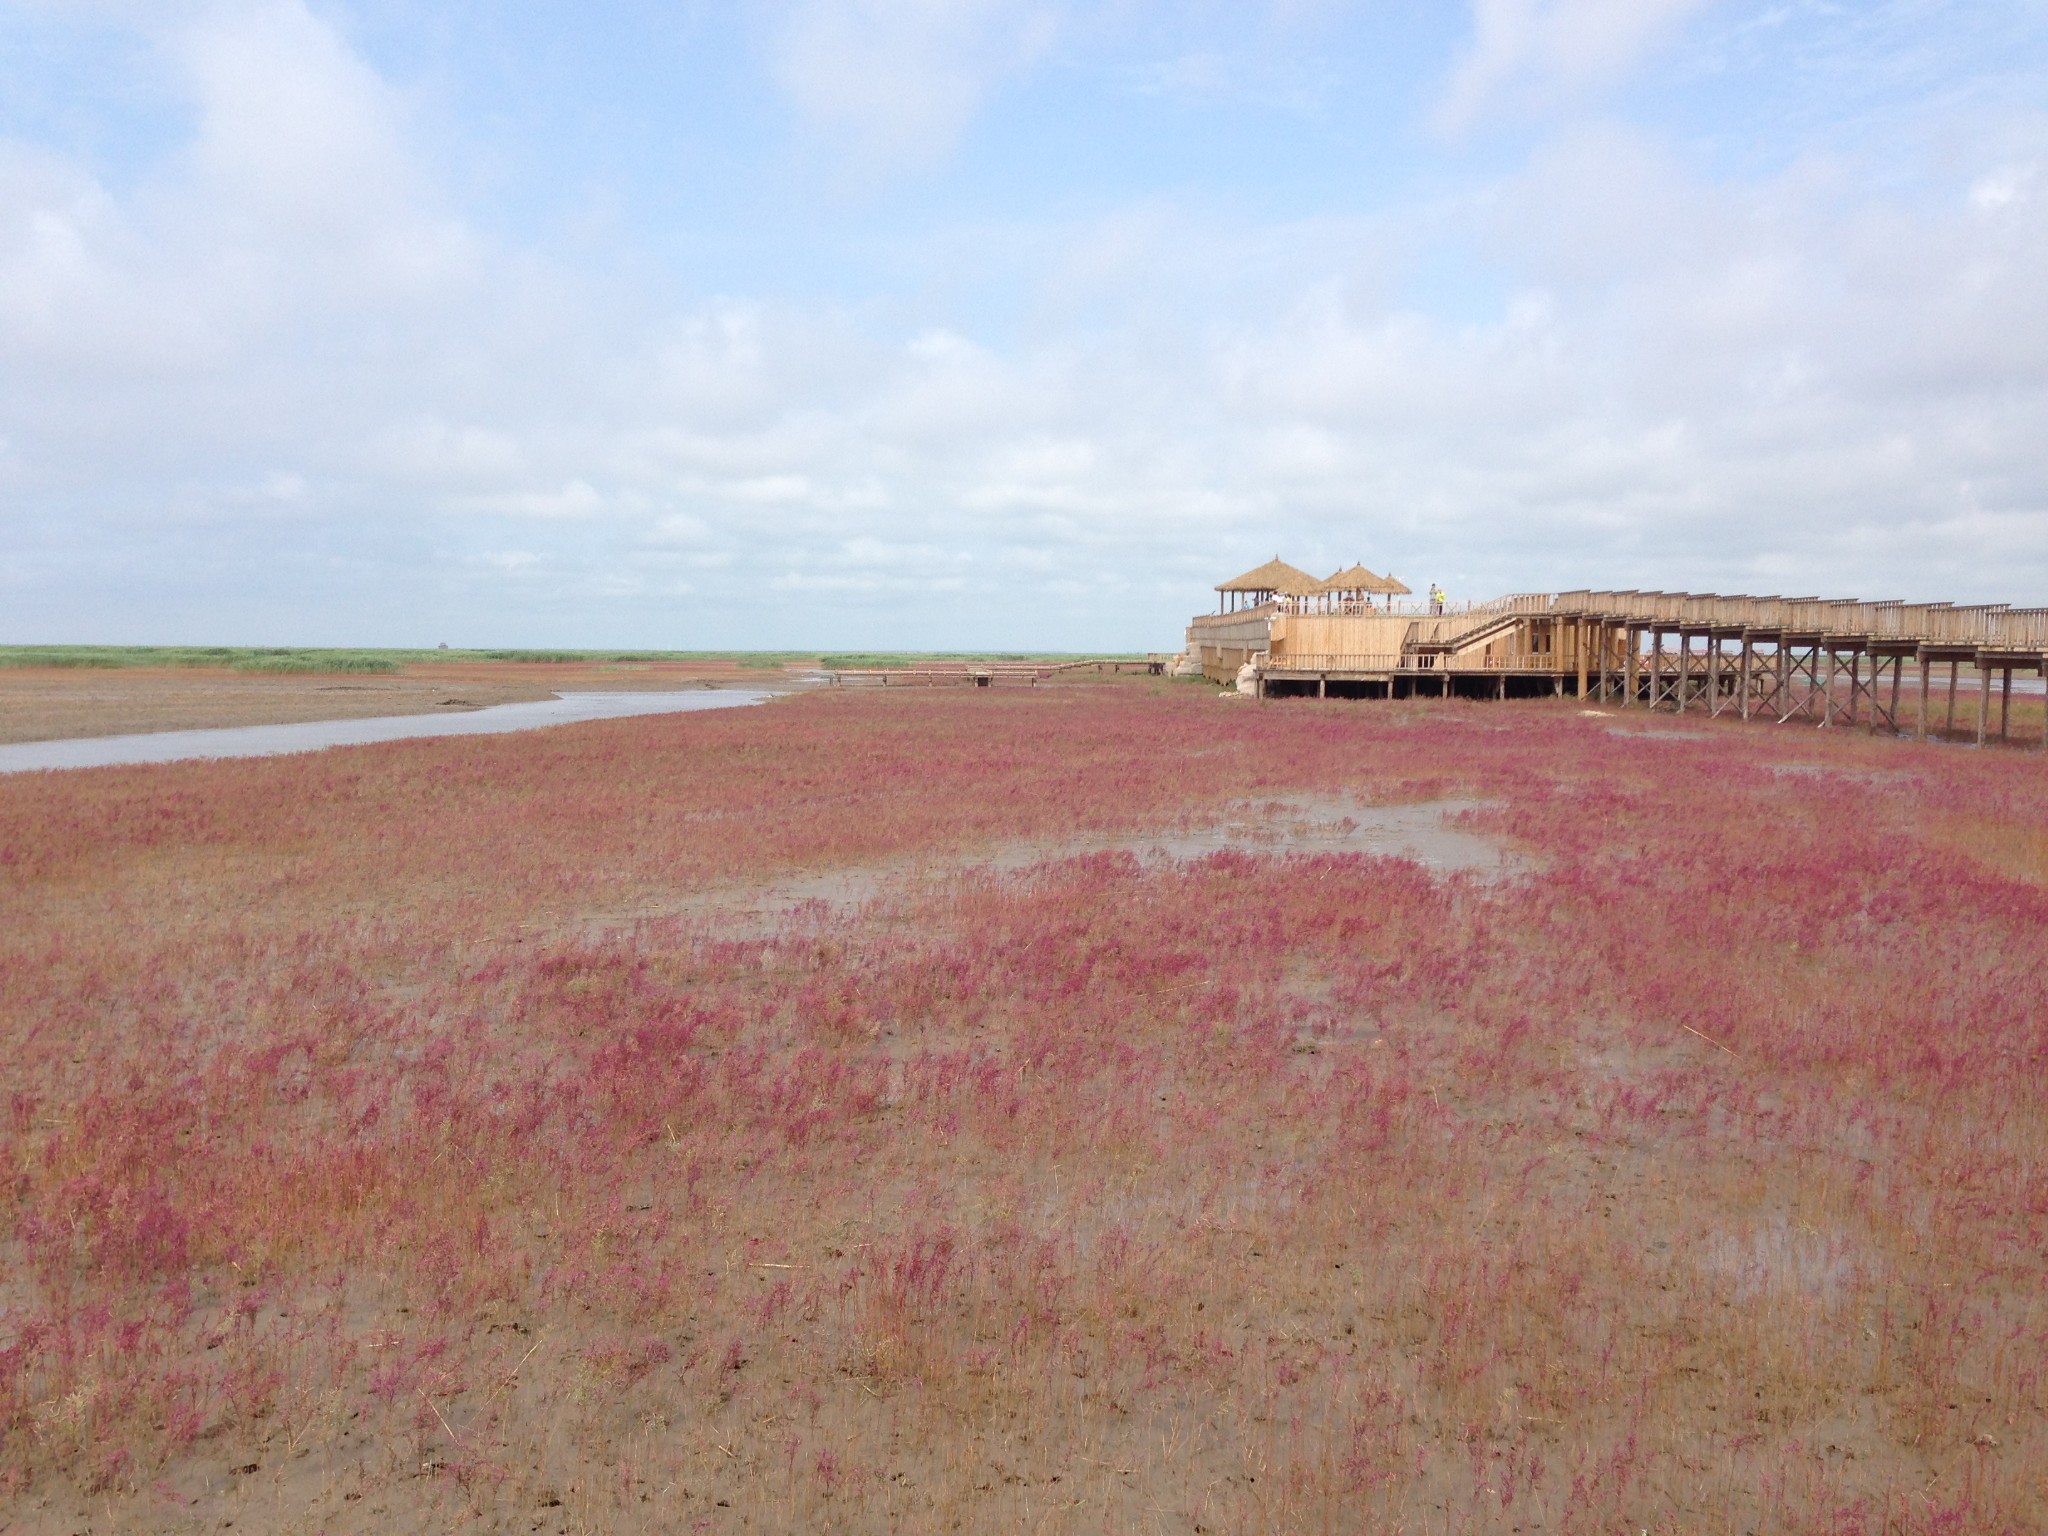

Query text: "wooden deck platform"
[1188, 590, 2048, 746]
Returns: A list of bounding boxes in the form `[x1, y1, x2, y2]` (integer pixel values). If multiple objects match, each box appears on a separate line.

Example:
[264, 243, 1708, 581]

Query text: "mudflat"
[0, 660, 792, 744]
[4, 684, 2043, 1534]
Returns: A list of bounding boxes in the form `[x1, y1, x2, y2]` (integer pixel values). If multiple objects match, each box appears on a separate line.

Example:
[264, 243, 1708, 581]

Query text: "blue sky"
[1, 1, 2044, 649]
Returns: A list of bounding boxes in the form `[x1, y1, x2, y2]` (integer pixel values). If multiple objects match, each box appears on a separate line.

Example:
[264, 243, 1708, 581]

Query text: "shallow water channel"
[634, 795, 1516, 938]
[0, 689, 775, 774]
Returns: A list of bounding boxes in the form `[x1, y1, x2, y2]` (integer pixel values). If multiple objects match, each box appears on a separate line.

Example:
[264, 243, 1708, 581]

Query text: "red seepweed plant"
[0, 684, 2043, 1533]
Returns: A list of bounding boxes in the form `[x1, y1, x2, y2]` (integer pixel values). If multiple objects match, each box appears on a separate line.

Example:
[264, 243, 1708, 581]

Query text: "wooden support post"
[1917, 653, 1929, 740]
[1740, 636, 1754, 721]
[1651, 630, 1665, 710]
[2000, 666, 2011, 739]
[1820, 646, 1833, 727]
[1946, 659, 1959, 734]
[1318, 675, 1326, 699]
[1496, 671, 1507, 701]
[1576, 620, 1589, 700]
[1622, 628, 1635, 706]
[1887, 657, 1902, 735]
[1976, 658, 1989, 746]
[1707, 635, 1721, 715]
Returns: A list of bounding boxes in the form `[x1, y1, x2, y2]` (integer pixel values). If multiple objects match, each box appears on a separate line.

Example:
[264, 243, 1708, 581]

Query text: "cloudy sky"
[2, 1, 2044, 650]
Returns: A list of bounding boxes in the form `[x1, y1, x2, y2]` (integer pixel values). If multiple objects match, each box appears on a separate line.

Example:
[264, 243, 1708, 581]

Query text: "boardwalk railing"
[1270, 651, 1558, 674]
[1548, 591, 2048, 650]
[827, 657, 1165, 687]
[1202, 590, 2048, 663]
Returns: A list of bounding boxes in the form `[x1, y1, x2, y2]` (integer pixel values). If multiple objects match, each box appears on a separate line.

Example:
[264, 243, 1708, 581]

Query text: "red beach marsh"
[1, 683, 2044, 1533]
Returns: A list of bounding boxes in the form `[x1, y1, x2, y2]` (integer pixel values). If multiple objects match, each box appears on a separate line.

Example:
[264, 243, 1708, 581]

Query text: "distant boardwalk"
[1187, 562, 2048, 746]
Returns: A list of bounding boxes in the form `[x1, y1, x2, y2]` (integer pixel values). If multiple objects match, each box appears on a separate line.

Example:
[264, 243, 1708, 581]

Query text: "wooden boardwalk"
[1548, 591, 2048, 746]
[1189, 590, 2048, 746]
[825, 657, 1165, 688]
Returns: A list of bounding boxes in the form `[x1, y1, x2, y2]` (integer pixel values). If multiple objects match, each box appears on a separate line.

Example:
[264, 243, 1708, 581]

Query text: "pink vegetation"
[0, 685, 2044, 1532]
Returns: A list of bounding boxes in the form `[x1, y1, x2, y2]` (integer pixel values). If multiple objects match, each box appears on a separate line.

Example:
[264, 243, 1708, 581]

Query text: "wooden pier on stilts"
[1185, 569, 2048, 748]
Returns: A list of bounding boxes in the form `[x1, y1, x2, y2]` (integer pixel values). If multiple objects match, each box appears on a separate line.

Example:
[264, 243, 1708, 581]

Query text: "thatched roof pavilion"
[1216, 557, 1322, 612]
[1322, 564, 1411, 597]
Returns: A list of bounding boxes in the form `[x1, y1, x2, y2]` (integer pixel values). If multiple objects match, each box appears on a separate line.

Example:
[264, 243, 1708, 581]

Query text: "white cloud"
[770, 0, 1062, 173]
[451, 481, 606, 520]
[1969, 167, 2032, 211]
[1437, 0, 1716, 130]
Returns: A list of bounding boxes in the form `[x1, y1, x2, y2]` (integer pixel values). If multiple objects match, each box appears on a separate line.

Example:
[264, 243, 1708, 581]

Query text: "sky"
[1, 1, 2044, 651]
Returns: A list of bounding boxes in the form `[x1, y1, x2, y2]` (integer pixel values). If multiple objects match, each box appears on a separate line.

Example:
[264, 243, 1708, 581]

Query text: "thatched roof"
[1321, 564, 1412, 596]
[1321, 563, 1387, 594]
[1217, 558, 1321, 595]
[1379, 573, 1412, 596]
